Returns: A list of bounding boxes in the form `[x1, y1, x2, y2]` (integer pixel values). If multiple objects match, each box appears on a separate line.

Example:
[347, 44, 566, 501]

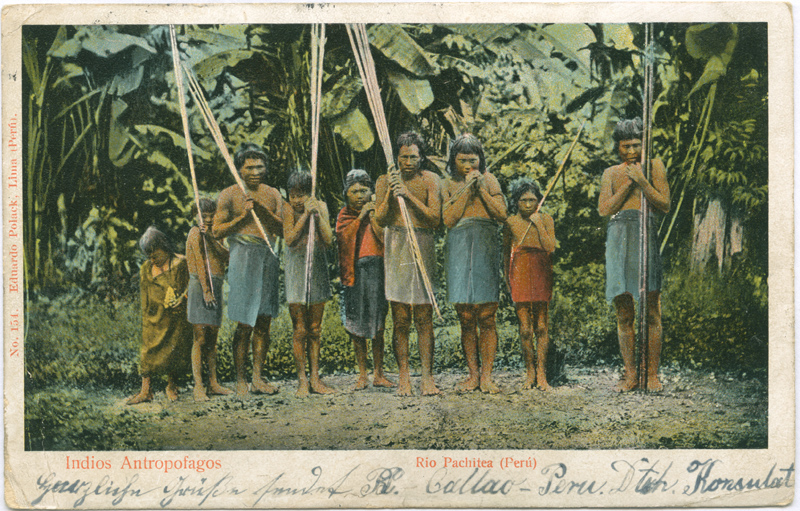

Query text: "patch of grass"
[25, 292, 141, 391]
[25, 386, 146, 451]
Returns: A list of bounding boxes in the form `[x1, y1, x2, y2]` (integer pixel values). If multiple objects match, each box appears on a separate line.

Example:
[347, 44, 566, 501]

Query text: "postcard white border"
[3, 3, 794, 508]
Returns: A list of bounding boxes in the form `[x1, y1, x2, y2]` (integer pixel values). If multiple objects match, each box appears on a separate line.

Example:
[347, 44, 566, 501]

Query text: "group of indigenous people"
[129, 118, 669, 403]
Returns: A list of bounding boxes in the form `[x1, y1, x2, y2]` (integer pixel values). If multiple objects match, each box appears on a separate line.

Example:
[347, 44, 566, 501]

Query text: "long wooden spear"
[304, 24, 326, 304]
[181, 62, 275, 255]
[346, 23, 442, 320]
[638, 23, 656, 391]
[169, 25, 214, 298]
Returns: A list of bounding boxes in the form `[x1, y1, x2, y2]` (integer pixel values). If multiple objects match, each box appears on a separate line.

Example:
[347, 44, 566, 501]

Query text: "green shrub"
[549, 262, 618, 365]
[25, 387, 146, 451]
[25, 292, 141, 391]
[662, 257, 767, 370]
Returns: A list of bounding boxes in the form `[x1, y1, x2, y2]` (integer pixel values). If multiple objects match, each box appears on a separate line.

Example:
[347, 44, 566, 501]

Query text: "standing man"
[213, 143, 285, 397]
[442, 134, 507, 394]
[375, 132, 442, 396]
[598, 118, 670, 392]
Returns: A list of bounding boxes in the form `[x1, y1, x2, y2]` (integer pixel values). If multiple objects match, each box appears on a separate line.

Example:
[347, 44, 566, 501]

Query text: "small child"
[129, 226, 192, 404]
[335, 169, 394, 391]
[186, 198, 231, 401]
[503, 179, 557, 391]
[283, 170, 335, 397]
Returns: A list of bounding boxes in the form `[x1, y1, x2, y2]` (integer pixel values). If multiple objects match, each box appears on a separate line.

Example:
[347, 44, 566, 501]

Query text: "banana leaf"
[386, 70, 434, 114]
[368, 24, 438, 77]
[322, 73, 362, 119]
[50, 26, 156, 59]
[330, 107, 374, 152]
[133, 124, 213, 160]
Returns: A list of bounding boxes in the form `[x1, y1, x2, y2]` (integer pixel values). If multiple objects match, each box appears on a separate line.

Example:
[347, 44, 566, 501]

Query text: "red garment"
[358, 225, 382, 259]
[336, 206, 384, 287]
[509, 247, 553, 302]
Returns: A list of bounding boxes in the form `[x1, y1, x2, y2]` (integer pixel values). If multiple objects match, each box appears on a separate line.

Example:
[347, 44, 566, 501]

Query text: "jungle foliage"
[22, 22, 768, 382]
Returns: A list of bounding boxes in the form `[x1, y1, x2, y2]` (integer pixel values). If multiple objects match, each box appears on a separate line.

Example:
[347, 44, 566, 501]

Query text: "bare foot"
[208, 382, 231, 395]
[165, 383, 179, 402]
[396, 378, 413, 397]
[193, 386, 210, 402]
[456, 375, 480, 392]
[310, 379, 336, 395]
[127, 391, 153, 405]
[645, 377, 663, 392]
[353, 375, 369, 391]
[372, 376, 396, 388]
[614, 377, 638, 392]
[421, 378, 442, 396]
[235, 381, 249, 397]
[296, 380, 310, 398]
[251, 379, 278, 395]
[480, 378, 501, 394]
[520, 376, 537, 390]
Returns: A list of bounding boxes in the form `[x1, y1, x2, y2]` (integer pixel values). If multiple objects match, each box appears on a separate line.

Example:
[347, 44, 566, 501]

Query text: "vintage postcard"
[3, 2, 794, 508]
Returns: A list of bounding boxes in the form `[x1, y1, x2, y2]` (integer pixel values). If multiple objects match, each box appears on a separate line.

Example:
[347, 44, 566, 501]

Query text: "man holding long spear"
[375, 132, 442, 397]
[213, 143, 285, 397]
[598, 118, 670, 392]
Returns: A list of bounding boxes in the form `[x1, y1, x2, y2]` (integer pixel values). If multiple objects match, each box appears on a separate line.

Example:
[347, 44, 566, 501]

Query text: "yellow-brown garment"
[139, 257, 192, 376]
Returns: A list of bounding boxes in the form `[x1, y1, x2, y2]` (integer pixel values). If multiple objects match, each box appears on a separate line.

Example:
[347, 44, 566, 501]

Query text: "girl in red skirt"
[503, 179, 557, 390]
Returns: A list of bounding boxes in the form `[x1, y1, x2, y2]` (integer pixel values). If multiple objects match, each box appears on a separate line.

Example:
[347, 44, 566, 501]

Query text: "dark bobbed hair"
[234, 142, 268, 171]
[343, 169, 374, 196]
[508, 177, 543, 214]
[446, 134, 487, 177]
[287, 170, 313, 195]
[612, 117, 644, 144]
[190, 197, 216, 219]
[139, 226, 175, 256]
[394, 131, 428, 163]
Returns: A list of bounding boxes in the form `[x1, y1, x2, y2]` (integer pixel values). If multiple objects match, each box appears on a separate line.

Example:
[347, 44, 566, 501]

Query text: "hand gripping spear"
[638, 23, 656, 391]
[169, 25, 215, 300]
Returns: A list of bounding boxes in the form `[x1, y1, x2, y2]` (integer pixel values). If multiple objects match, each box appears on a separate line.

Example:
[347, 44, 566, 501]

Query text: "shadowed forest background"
[22, 23, 768, 450]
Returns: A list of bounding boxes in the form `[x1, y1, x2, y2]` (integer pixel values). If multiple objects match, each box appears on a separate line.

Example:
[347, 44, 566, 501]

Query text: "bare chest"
[447, 179, 489, 218]
[508, 216, 541, 248]
[404, 175, 430, 202]
[230, 186, 278, 214]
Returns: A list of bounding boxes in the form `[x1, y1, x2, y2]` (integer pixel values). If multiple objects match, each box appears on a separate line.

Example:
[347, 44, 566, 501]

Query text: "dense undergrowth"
[24, 258, 767, 451]
[25, 258, 767, 393]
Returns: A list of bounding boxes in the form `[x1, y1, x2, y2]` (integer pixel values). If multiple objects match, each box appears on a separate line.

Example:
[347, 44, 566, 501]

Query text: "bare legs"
[192, 324, 231, 401]
[645, 292, 663, 391]
[392, 303, 412, 396]
[455, 303, 500, 393]
[233, 315, 277, 397]
[391, 302, 440, 396]
[455, 305, 479, 392]
[127, 372, 180, 404]
[516, 302, 551, 391]
[290, 303, 335, 398]
[352, 335, 370, 390]
[251, 315, 277, 394]
[613, 292, 662, 392]
[352, 329, 394, 391]
[370, 329, 394, 388]
[127, 376, 153, 404]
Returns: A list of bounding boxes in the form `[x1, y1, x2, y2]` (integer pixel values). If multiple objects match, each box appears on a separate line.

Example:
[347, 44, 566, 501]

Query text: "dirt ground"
[112, 365, 766, 451]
